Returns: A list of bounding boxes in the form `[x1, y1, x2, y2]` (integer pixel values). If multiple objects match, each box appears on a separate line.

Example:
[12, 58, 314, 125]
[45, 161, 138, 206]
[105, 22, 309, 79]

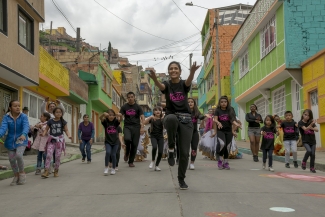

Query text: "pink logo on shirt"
[126, 109, 136, 116]
[264, 132, 274, 139]
[192, 117, 197, 123]
[304, 130, 314, 135]
[169, 92, 185, 102]
[219, 114, 229, 121]
[106, 126, 117, 134]
[284, 127, 295, 133]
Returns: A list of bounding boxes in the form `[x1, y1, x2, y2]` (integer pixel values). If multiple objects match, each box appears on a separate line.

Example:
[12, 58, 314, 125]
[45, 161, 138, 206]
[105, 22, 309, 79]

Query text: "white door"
[238, 106, 246, 140]
[62, 102, 72, 142]
[291, 80, 301, 122]
[310, 91, 321, 148]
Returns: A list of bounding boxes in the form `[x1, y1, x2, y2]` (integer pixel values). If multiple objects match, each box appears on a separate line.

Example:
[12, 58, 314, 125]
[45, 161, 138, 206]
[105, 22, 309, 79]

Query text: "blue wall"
[197, 67, 207, 112]
[284, 0, 325, 68]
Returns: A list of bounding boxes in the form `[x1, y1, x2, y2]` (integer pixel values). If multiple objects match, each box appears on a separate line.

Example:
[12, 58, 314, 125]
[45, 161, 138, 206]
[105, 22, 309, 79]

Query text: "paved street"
[0, 151, 324, 217]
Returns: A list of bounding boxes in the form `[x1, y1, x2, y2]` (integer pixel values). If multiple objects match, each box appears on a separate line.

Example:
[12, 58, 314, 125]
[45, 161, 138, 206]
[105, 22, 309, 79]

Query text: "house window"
[254, 98, 268, 120]
[116, 95, 120, 108]
[23, 90, 44, 119]
[101, 72, 106, 90]
[106, 78, 111, 95]
[261, 15, 276, 59]
[139, 94, 144, 100]
[0, 0, 7, 34]
[18, 9, 34, 52]
[112, 89, 117, 105]
[272, 86, 286, 117]
[239, 50, 249, 78]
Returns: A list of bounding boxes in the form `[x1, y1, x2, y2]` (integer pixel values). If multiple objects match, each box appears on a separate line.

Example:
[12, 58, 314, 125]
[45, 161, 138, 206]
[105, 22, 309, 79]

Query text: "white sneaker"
[189, 163, 195, 170]
[262, 163, 266, 169]
[155, 166, 161, 171]
[149, 161, 154, 169]
[110, 169, 116, 175]
[115, 167, 118, 171]
[104, 168, 109, 175]
[269, 167, 274, 172]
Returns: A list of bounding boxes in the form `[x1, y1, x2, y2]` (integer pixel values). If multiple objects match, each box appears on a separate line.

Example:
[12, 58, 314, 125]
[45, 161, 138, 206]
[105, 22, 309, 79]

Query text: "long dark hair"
[264, 115, 276, 129]
[168, 61, 182, 72]
[6, 100, 20, 113]
[52, 107, 66, 131]
[301, 109, 313, 125]
[153, 106, 163, 118]
[188, 98, 200, 118]
[250, 104, 258, 111]
[217, 96, 235, 122]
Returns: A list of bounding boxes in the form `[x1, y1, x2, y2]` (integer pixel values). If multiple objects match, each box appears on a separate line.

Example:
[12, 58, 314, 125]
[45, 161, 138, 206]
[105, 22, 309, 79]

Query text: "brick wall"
[69, 70, 88, 101]
[285, 0, 325, 68]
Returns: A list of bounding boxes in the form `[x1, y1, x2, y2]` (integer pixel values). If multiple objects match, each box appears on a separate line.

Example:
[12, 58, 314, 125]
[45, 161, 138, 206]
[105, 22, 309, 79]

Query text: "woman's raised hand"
[190, 61, 201, 74]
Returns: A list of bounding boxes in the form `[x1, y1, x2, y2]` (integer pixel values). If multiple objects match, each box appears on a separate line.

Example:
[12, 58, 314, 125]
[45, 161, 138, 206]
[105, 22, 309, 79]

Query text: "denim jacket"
[0, 112, 30, 150]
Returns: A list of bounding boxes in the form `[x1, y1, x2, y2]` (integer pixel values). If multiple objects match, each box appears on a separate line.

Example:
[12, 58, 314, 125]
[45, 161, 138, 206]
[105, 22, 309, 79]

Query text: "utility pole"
[76, 27, 80, 52]
[215, 9, 221, 100]
[48, 21, 52, 55]
[189, 53, 193, 97]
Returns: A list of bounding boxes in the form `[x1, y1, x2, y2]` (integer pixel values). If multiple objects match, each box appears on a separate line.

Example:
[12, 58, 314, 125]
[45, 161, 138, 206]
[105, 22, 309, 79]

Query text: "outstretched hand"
[190, 61, 201, 74]
[147, 68, 157, 80]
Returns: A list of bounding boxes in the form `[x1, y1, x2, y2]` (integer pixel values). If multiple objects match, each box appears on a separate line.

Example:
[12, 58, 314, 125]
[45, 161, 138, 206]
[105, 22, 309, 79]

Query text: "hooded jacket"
[0, 112, 29, 150]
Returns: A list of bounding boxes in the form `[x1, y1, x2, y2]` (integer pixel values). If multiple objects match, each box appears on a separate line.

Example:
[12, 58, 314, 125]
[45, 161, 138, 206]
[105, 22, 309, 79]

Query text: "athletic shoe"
[217, 160, 223, 170]
[310, 168, 316, 173]
[110, 169, 116, 175]
[155, 166, 161, 171]
[104, 168, 109, 175]
[129, 163, 135, 167]
[223, 162, 230, 170]
[256, 156, 259, 162]
[10, 176, 19, 186]
[301, 161, 306, 170]
[293, 161, 298, 168]
[87, 161, 91, 164]
[115, 167, 119, 171]
[17, 174, 26, 185]
[179, 180, 189, 190]
[285, 163, 290, 168]
[35, 169, 41, 175]
[149, 161, 154, 169]
[168, 151, 175, 166]
[253, 155, 257, 162]
[262, 163, 266, 169]
[189, 163, 195, 170]
[82, 157, 85, 162]
[269, 167, 274, 172]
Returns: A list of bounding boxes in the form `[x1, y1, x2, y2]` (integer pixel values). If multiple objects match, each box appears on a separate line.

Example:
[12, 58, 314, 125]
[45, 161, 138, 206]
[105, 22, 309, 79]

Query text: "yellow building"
[301, 48, 325, 148]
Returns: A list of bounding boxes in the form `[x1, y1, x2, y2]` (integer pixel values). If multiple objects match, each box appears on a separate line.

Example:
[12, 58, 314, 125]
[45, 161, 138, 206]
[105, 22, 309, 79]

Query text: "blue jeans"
[105, 143, 119, 168]
[37, 151, 46, 169]
[79, 140, 91, 161]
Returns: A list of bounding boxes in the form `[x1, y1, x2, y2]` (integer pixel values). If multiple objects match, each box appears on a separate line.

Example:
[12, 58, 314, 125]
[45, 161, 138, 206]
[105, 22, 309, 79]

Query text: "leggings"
[216, 130, 233, 160]
[45, 143, 63, 170]
[36, 150, 46, 169]
[123, 126, 141, 164]
[109, 145, 121, 167]
[303, 143, 316, 168]
[262, 149, 273, 167]
[164, 114, 193, 180]
[8, 146, 26, 173]
[190, 130, 199, 162]
[105, 143, 119, 168]
[151, 136, 164, 166]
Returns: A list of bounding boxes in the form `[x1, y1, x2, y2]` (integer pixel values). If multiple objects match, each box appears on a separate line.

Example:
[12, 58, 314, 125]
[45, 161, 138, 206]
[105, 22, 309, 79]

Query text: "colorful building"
[231, 0, 325, 142]
[301, 49, 325, 148]
[197, 67, 207, 113]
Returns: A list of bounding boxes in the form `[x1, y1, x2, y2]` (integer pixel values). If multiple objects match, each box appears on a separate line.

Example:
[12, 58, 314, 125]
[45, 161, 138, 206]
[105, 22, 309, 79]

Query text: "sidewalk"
[236, 140, 325, 172]
[0, 143, 104, 180]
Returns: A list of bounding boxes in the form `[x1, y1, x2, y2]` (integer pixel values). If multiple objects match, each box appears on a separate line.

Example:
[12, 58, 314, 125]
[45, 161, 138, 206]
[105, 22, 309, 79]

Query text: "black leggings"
[163, 114, 193, 180]
[124, 126, 141, 164]
[151, 137, 164, 166]
[303, 143, 316, 168]
[190, 130, 199, 162]
[109, 145, 121, 167]
[217, 130, 233, 160]
[262, 149, 273, 167]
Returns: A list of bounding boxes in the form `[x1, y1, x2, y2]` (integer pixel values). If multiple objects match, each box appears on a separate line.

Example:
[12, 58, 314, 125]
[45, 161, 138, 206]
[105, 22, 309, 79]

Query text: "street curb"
[0, 149, 104, 181]
[238, 147, 325, 172]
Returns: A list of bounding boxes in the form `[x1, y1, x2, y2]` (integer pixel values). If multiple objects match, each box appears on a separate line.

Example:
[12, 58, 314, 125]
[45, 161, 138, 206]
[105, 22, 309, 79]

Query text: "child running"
[100, 109, 121, 175]
[214, 96, 239, 170]
[109, 126, 124, 171]
[260, 115, 278, 172]
[298, 109, 318, 173]
[281, 111, 298, 168]
[32, 112, 51, 175]
[41, 107, 72, 178]
[144, 106, 164, 171]
[188, 98, 206, 170]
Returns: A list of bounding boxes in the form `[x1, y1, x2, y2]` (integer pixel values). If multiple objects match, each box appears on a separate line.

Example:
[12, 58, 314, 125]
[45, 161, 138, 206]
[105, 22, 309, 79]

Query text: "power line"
[171, 0, 201, 32]
[94, 0, 179, 42]
[51, 0, 76, 33]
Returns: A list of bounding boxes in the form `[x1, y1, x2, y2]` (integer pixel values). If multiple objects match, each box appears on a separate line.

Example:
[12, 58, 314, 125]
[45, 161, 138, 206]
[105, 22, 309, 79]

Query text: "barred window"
[272, 86, 286, 117]
[261, 15, 276, 59]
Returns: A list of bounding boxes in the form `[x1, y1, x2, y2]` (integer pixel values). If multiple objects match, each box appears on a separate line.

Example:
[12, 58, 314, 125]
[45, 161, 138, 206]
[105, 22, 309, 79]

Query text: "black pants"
[176, 133, 179, 160]
[151, 136, 164, 166]
[262, 149, 273, 167]
[190, 130, 199, 162]
[109, 145, 121, 167]
[164, 114, 193, 180]
[124, 126, 141, 164]
[303, 143, 316, 168]
[217, 130, 233, 160]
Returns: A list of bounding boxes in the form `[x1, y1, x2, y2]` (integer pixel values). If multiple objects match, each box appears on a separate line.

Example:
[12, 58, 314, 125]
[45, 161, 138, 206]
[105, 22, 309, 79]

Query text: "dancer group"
[0, 61, 319, 189]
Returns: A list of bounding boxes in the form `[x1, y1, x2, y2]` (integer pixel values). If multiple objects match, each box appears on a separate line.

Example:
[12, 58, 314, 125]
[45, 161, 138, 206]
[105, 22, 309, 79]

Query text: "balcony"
[206, 85, 216, 105]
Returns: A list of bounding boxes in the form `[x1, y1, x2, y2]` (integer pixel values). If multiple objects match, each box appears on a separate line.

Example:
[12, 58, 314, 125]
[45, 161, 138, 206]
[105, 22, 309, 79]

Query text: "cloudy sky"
[45, 0, 256, 80]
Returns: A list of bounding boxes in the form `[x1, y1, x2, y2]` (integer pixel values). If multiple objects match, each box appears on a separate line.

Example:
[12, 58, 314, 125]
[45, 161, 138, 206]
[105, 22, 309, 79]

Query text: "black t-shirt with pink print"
[161, 80, 191, 115]
[281, 121, 297, 141]
[260, 126, 276, 150]
[101, 118, 120, 145]
[120, 103, 143, 127]
[298, 121, 316, 145]
[214, 108, 232, 132]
